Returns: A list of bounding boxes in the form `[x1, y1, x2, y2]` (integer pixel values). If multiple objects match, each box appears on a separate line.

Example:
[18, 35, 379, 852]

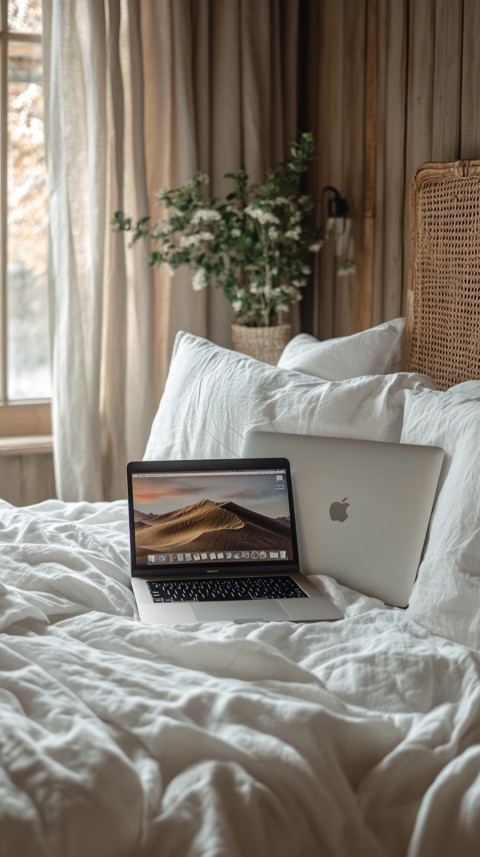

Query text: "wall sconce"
[322, 186, 350, 257]
[323, 185, 349, 219]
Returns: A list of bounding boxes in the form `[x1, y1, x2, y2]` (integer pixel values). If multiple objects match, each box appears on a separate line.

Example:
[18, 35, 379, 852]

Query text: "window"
[0, 0, 50, 435]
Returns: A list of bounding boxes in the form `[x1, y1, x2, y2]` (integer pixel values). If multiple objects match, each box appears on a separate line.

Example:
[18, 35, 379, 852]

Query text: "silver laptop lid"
[127, 458, 300, 578]
[242, 432, 444, 607]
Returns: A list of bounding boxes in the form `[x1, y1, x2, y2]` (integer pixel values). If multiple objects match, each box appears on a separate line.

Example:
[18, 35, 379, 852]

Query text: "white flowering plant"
[112, 132, 324, 327]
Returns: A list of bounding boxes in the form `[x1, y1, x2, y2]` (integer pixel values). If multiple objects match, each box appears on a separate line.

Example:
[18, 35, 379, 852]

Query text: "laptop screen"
[127, 460, 298, 575]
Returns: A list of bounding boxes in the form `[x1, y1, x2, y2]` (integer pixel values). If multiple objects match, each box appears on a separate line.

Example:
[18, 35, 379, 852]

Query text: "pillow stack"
[144, 321, 433, 462]
[143, 323, 480, 649]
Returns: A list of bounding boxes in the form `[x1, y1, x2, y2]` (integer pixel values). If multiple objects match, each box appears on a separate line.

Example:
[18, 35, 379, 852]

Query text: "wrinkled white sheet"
[1, 499, 479, 857]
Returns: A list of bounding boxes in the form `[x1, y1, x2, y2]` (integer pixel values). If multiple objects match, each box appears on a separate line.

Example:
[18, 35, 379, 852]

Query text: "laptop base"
[132, 575, 343, 624]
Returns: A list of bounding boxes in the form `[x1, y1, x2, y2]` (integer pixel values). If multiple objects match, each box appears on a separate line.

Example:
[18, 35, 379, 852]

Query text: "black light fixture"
[322, 185, 348, 219]
[321, 186, 350, 257]
[322, 185, 349, 220]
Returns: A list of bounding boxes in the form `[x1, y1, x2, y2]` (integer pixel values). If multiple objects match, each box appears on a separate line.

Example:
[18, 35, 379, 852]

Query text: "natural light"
[2, 0, 50, 401]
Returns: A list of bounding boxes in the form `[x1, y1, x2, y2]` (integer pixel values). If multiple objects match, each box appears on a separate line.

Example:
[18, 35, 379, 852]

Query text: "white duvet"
[1, 498, 479, 857]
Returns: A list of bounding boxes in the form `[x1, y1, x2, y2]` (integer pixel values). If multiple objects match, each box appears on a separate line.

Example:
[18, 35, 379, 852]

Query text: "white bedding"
[1, 498, 479, 857]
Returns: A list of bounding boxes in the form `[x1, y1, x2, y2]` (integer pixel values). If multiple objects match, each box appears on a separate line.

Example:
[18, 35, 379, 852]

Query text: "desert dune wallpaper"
[132, 472, 293, 563]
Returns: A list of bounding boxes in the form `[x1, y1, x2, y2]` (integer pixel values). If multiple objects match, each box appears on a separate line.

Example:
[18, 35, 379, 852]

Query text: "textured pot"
[231, 323, 291, 364]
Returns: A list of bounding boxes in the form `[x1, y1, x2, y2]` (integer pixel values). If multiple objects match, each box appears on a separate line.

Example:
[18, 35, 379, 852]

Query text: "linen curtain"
[42, 0, 299, 501]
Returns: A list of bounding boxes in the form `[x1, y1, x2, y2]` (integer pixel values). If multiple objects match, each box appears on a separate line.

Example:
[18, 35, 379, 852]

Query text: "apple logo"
[329, 497, 350, 522]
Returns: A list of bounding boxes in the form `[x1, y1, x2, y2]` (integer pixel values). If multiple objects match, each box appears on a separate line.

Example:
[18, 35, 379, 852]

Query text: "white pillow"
[449, 380, 480, 397]
[401, 388, 480, 649]
[144, 331, 434, 461]
[277, 318, 405, 380]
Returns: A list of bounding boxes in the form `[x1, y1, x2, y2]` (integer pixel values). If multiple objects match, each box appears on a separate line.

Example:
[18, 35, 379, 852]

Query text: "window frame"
[0, 0, 51, 437]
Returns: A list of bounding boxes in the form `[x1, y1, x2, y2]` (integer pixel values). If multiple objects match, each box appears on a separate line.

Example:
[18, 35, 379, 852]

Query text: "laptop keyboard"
[148, 576, 308, 603]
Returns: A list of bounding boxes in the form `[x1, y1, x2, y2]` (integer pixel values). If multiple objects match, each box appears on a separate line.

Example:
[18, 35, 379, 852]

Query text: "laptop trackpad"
[192, 601, 290, 622]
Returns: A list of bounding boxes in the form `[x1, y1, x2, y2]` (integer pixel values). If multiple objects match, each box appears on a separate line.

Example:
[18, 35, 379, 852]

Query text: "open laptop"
[242, 432, 444, 607]
[127, 458, 343, 624]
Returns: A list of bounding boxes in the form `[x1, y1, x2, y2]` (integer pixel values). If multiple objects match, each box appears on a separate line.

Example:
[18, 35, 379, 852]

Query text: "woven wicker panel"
[404, 160, 480, 390]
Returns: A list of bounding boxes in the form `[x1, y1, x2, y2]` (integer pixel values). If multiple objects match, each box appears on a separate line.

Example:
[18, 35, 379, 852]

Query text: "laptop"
[127, 458, 343, 624]
[242, 432, 444, 607]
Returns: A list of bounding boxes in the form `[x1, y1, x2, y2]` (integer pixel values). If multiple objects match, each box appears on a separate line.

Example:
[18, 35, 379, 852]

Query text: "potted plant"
[113, 132, 324, 363]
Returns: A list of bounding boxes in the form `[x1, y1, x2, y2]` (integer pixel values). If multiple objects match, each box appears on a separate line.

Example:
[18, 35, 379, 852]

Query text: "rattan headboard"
[404, 160, 480, 389]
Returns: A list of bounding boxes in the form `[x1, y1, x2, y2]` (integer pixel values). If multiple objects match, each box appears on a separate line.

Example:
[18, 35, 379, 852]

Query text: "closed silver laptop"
[127, 458, 342, 624]
[242, 433, 444, 607]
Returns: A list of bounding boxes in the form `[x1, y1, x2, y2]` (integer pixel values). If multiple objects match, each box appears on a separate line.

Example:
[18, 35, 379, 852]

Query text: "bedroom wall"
[0, 440, 55, 506]
[300, 0, 480, 340]
[7, 0, 480, 504]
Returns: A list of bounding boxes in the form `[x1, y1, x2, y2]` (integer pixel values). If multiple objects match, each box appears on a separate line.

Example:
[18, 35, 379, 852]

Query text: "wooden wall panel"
[339, 0, 367, 335]
[373, 0, 407, 322]
[355, 0, 376, 331]
[404, 0, 436, 180]
[302, 0, 367, 340]
[461, 0, 480, 157]
[0, 450, 56, 506]
[302, 0, 480, 337]
[403, 0, 464, 312]
[431, 0, 462, 160]
[314, 0, 346, 339]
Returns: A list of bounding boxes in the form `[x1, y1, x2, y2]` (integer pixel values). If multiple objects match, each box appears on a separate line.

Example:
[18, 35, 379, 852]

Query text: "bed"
[2, 163, 480, 857]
